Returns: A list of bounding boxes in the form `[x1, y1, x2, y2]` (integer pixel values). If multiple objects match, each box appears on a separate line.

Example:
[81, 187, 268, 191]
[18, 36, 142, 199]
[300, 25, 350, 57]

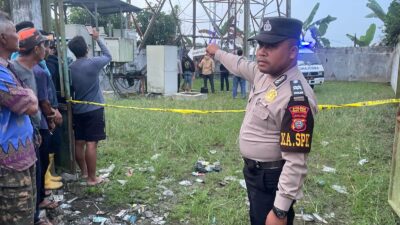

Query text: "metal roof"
[63, 0, 141, 14]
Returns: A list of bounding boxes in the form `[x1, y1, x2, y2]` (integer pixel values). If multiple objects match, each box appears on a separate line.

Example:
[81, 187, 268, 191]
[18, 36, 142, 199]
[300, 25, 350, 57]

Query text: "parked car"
[298, 48, 324, 88]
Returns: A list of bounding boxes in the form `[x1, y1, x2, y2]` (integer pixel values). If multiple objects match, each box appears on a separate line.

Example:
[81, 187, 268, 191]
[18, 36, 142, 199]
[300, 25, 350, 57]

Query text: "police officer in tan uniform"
[207, 17, 317, 225]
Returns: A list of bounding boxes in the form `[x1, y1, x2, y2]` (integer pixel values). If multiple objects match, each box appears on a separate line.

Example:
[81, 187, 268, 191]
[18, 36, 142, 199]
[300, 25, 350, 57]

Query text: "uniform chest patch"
[265, 88, 277, 102]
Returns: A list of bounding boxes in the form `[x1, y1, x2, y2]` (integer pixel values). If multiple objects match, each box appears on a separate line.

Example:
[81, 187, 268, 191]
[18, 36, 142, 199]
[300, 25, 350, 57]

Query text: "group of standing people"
[178, 49, 247, 98]
[0, 13, 63, 225]
[0, 9, 111, 225]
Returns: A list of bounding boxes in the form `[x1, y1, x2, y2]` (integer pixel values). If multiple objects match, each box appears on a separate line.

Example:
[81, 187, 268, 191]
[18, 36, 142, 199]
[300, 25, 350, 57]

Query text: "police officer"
[206, 17, 317, 225]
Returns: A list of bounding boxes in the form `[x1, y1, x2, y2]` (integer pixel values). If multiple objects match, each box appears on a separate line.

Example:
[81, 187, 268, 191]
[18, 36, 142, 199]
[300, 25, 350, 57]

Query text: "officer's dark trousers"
[243, 164, 295, 225]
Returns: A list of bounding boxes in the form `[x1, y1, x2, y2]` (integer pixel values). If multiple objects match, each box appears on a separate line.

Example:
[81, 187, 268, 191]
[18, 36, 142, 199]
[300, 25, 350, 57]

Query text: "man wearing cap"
[0, 11, 38, 224]
[207, 17, 317, 225]
[12, 27, 55, 225]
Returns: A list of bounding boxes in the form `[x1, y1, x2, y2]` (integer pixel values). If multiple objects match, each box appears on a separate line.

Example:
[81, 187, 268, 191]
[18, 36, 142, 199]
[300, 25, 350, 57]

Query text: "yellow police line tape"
[67, 98, 400, 114]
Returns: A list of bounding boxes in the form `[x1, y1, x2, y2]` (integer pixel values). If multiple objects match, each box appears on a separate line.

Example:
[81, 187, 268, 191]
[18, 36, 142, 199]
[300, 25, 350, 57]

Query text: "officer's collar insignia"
[263, 20, 272, 32]
[274, 74, 287, 87]
[265, 88, 277, 102]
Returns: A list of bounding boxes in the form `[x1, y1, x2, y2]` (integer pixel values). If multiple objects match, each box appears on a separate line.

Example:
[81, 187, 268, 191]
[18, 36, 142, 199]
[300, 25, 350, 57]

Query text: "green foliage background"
[384, 0, 400, 46]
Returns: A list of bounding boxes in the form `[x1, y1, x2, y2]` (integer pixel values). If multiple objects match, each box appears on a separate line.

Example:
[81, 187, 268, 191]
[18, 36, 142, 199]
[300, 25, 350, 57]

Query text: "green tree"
[302, 3, 336, 47]
[136, 9, 178, 46]
[346, 24, 376, 47]
[384, 1, 400, 46]
[68, 7, 124, 35]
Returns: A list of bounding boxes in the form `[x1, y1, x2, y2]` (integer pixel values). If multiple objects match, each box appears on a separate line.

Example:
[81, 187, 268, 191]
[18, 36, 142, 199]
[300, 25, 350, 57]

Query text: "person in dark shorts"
[68, 28, 111, 186]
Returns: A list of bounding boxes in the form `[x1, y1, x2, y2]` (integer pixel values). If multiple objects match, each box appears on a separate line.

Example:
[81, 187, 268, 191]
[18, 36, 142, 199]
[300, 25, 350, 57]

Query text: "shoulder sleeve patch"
[280, 96, 314, 153]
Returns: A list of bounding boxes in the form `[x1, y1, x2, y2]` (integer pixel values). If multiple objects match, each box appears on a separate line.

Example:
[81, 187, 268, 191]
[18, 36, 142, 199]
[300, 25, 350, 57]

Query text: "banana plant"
[346, 24, 376, 47]
[365, 0, 387, 22]
[302, 3, 337, 47]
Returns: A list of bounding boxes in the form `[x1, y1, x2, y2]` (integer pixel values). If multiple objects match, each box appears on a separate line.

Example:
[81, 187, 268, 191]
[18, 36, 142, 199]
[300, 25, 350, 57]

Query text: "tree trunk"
[10, 0, 42, 29]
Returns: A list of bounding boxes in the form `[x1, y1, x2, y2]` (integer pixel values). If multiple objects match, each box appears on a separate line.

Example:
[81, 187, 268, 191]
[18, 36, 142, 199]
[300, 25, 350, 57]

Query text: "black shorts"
[73, 108, 106, 142]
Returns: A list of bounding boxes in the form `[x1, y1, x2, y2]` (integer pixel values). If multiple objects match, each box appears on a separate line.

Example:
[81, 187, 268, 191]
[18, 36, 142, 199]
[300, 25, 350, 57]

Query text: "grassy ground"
[92, 79, 399, 225]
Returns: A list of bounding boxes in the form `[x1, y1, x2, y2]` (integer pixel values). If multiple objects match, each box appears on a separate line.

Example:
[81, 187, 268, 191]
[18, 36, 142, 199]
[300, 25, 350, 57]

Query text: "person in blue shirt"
[68, 29, 112, 186]
[0, 11, 39, 225]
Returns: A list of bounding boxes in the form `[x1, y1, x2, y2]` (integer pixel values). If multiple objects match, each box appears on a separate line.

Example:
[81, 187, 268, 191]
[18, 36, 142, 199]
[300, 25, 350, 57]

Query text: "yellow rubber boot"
[47, 153, 62, 181]
[45, 175, 63, 189]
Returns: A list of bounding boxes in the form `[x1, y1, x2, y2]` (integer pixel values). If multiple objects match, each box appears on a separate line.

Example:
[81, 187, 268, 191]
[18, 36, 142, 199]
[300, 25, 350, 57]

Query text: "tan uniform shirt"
[215, 49, 318, 211]
[198, 56, 215, 75]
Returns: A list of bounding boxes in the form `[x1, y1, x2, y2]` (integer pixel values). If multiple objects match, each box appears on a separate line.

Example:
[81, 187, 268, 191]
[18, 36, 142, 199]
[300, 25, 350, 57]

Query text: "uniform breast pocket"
[253, 103, 269, 120]
[250, 99, 271, 132]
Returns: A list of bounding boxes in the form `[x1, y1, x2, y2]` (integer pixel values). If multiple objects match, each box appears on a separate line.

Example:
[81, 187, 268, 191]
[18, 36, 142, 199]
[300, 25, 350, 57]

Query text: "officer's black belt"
[243, 157, 285, 169]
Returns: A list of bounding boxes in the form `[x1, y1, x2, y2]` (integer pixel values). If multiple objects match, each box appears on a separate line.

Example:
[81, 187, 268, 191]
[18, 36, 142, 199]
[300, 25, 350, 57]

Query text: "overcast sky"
[133, 0, 392, 47]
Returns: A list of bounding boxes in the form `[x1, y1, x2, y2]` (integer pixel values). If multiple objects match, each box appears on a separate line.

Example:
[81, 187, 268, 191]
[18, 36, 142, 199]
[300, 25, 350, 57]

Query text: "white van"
[298, 48, 324, 88]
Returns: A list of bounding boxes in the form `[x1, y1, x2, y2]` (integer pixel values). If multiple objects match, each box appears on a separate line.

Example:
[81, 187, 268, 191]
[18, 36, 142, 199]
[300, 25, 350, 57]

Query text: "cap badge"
[265, 88, 277, 102]
[263, 20, 272, 32]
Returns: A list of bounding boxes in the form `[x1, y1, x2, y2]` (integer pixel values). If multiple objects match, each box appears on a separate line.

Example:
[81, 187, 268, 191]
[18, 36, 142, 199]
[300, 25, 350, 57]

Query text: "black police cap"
[248, 17, 303, 44]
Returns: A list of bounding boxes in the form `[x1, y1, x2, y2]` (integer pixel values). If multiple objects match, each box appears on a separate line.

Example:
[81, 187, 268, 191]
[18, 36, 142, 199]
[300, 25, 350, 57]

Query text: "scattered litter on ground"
[239, 179, 247, 189]
[313, 213, 328, 224]
[224, 176, 237, 182]
[99, 173, 110, 179]
[138, 166, 155, 173]
[324, 212, 335, 219]
[162, 190, 174, 197]
[321, 141, 330, 147]
[358, 159, 369, 166]
[99, 164, 115, 174]
[209, 150, 217, 154]
[53, 194, 64, 202]
[301, 214, 315, 222]
[151, 216, 166, 225]
[195, 178, 204, 183]
[116, 209, 127, 218]
[144, 211, 154, 218]
[125, 167, 134, 177]
[96, 210, 106, 215]
[194, 160, 221, 173]
[92, 216, 108, 224]
[123, 214, 137, 224]
[61, 172, 78, 182]
[179, 180, 192, 186]
[60, 203, 71, 209]
[117, 180, 128, 186]
[151, 154, 161, 160]
[332, 184, 348, 194]
[322, 165, 336, 173]
[67, 197, 78, 204]
[191, 172, 205, 176]
[317, 179, 326, 186]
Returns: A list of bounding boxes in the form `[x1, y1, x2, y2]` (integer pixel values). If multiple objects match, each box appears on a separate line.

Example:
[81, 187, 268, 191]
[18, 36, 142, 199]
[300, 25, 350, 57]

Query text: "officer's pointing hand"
[206, 44, 219, 56]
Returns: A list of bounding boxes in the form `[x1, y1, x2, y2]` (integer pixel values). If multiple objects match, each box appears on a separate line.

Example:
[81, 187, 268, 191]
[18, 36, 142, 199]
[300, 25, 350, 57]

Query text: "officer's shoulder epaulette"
[290, 80, 305, 97]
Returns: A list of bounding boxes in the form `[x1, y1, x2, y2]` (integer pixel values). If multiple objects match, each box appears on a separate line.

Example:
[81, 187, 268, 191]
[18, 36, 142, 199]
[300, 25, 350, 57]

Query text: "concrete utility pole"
[10, 0, 43, 29]
[243, 0, 250, 57]
[286, 0, 291, 17]
[41, 0, 51, 31]
[193, 0, 196, 47]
